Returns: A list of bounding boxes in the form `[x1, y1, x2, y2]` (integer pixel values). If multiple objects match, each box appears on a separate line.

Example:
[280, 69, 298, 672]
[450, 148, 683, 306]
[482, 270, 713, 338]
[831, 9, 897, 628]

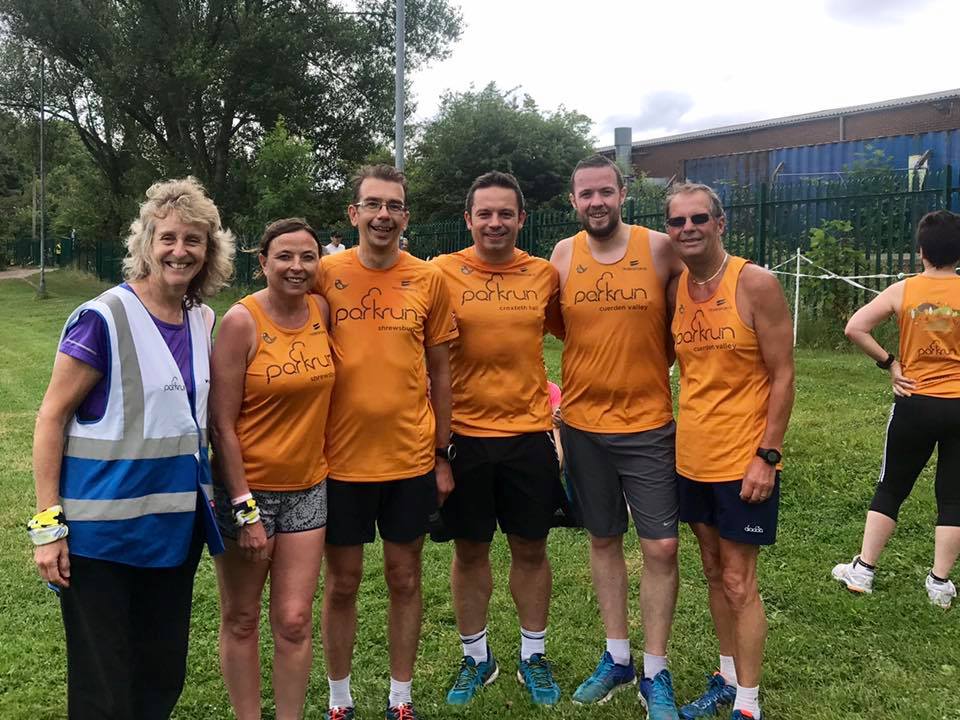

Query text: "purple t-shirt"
[59, 284, 196, 421]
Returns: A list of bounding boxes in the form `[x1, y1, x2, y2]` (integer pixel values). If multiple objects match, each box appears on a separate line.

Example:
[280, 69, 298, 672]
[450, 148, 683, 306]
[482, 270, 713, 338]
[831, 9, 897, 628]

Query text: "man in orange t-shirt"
[431, 171, 566, 707]
[317, 165, 458, 720]
[666, 182, 794, 720]
[550, 155, 685, 715]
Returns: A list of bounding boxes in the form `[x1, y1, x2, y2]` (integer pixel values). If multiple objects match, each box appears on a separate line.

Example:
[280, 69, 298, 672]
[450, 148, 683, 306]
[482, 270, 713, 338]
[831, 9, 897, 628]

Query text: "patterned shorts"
[214, 480, 327, 540]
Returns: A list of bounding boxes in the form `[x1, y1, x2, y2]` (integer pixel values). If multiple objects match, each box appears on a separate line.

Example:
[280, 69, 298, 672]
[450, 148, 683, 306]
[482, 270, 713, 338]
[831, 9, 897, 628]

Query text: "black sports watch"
[876, 352, 895, 370]
[436, 443, 457, 462]
[756, 447, 782, 466]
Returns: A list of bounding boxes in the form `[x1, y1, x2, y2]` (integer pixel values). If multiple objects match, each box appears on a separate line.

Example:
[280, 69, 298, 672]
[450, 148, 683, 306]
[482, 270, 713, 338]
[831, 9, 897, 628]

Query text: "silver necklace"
[691, 252, 729, 285]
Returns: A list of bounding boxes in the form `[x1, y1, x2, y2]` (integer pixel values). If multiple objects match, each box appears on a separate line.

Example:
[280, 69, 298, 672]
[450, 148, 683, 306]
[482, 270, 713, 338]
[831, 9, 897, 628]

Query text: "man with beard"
[317, 164, 459, 720]
[550, 155, 684, 719]
[431, 171, 566, 706]
[666, 183, 792, 720]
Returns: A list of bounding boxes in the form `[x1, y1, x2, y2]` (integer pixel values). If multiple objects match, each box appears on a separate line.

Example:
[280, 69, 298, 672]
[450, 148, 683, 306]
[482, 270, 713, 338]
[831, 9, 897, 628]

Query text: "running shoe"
[730, 710, 761, 720]
[925, 573, 957, 609]
[516, 653, 561, 705]
[325, 707, 355, 720]
[679, 672, 737, 719]
[571, 651, 637, 704]
[639, 668, 680, 720]
[446, 649, 499, 705]
[831, 555, 874, 593]
[385, 702, 418, 720]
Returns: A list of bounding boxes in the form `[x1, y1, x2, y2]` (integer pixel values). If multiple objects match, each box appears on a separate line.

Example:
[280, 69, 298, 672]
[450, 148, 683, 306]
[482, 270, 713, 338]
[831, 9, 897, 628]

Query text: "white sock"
[460, 627, 488, 663]
[720, 654, 738, 686]
[733, 685, 760, 716]
[388, 677, 412, 707]
[520, 626, 546, 661]
[643, 652, 668, 679]
[606, 638, 631, 666]
[328, 675, 353, 709]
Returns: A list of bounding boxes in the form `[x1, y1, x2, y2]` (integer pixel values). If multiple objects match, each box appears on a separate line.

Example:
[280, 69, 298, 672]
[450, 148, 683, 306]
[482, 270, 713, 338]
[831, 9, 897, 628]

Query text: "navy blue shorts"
[677, 472, 781, 546]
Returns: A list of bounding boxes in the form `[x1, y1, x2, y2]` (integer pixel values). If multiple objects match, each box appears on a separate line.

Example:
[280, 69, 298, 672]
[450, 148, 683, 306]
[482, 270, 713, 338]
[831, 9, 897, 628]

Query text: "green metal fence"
[10, 166, 956, 290]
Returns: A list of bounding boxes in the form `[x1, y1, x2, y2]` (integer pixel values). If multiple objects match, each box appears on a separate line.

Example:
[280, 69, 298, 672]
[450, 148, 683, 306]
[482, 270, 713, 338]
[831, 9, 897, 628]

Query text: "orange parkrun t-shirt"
[898, 274, 960, 398]
[234, 294, 335, 491]
[433, 246, 561, 437]
[673, 256, 772, 482]
[560, 226, 673, 433]
[317, 249, 459, 482]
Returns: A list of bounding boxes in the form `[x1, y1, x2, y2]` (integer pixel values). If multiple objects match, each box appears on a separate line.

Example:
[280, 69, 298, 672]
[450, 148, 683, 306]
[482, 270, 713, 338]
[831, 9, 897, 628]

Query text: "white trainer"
[832, 556, 874, 593]
[925, 574, 956, 609]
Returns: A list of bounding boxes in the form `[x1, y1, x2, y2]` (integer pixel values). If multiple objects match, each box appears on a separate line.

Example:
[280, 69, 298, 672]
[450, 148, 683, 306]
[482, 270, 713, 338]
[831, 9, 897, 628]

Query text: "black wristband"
[876, 352, 895, 370]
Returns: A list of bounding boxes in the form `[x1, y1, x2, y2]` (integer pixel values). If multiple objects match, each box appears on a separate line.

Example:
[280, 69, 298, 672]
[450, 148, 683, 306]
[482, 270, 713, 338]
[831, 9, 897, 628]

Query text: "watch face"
[758, 448, 781, 464]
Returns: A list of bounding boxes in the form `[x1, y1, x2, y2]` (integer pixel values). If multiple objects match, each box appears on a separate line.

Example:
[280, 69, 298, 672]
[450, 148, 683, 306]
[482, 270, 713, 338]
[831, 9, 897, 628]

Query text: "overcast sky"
[409, 0, 958, 147]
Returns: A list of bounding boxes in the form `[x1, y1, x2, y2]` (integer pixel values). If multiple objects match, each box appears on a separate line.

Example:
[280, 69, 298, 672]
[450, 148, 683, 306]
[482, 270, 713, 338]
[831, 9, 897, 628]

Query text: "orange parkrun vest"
[673, 256, 771, 482]
[898, 274, 960, 398]
[234, 294, 335, 491]
[560, 226, 673, 433]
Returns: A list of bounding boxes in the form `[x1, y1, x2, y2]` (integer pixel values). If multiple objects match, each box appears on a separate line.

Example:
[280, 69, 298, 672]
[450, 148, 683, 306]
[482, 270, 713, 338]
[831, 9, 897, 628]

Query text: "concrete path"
[0, 267, 57, 280]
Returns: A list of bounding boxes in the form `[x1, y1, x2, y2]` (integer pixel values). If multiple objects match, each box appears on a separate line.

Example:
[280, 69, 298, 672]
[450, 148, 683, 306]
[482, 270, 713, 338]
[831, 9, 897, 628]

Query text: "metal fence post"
[945, 164, 953, 211]
[755, 182, 768, 263]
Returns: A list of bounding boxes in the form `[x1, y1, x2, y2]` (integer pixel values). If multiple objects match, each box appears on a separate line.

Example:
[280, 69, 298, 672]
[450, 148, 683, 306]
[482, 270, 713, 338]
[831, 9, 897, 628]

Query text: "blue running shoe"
[638, 668, 680, 720]
[446, 649, 499, 705]
[571, 651, 637, 704]
[679, 672, 737, 719]
[325, 707, 355, 720]
[385, 702, 418, 720]
[730, 711, 761, 720]
[516, 653, 561, 705]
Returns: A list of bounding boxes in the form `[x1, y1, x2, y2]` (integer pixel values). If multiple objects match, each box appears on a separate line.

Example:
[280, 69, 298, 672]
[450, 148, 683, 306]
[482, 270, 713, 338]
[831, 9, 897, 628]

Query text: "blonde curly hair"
[123, 176, 236, 307]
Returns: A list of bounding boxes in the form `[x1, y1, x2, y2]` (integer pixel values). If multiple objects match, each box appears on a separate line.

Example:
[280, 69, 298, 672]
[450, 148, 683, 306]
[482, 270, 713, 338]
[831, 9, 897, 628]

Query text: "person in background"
[30, 176, 234, 720]
[324, 231, 347, 256]
[833, 209, 960, 609]
[210, 218, 335, 720]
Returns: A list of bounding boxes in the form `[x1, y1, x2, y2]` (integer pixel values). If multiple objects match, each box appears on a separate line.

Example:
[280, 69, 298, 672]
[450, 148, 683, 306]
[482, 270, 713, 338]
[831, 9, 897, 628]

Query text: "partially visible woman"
[30, 177, 235, 719]
[833, 209, 960, 608]
[210, 218, 335, 720]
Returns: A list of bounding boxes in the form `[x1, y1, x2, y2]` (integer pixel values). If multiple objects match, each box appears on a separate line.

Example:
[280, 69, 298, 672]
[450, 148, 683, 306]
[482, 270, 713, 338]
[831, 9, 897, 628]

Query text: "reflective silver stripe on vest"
[62, 491, 198, 521]
[63, 434, 201, 461]
[101, 292, 146, 440]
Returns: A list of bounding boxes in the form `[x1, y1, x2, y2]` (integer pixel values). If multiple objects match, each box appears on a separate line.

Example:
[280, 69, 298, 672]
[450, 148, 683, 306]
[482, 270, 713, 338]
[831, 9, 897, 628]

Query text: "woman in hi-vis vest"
[209, 218, 335, 720]
[30, 177, 236, 720]
[833, 209, 960, 609]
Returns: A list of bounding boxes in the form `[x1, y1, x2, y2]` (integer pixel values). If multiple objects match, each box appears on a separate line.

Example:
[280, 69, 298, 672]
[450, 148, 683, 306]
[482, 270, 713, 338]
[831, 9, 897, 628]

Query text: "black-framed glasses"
[665, 213, 712, 228]
[353, 199, 407, 214]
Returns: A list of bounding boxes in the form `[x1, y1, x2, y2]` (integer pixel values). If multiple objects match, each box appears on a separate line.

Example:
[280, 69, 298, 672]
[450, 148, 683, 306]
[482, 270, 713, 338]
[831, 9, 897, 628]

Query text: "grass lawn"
[0, 272, 957, 719]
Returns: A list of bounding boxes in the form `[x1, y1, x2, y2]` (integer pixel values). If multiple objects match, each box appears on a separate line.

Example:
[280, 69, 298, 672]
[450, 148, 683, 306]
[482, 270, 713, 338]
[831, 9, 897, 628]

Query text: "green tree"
[0, 0, 462, 235]
[406, 83, 593, 220]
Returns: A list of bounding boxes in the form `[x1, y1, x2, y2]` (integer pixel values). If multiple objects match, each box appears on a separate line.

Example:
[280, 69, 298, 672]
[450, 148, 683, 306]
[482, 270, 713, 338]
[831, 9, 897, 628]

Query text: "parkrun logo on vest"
[917, 340, 950, 356]
[266, 341, 333, 384]
[334, 287, 418, 326]
[163, 376, 186, 392]
[461, 273, 539, 305]
[674, 309, 736, 347]
[573, 271, 648, 305]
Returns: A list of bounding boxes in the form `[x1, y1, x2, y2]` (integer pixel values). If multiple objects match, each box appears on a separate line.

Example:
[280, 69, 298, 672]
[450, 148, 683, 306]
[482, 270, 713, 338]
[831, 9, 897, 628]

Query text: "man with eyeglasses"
[430, 171, 567, 707]
[316, 164, 459, 720]
[664, 182, 794, 720]
[549, 154, 685, 719]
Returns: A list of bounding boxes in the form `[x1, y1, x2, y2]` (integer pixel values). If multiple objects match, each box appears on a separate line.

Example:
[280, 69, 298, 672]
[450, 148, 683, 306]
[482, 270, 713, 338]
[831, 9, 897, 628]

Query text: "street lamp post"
[394, 0, 405, 170]
[38, 52, 47, 297]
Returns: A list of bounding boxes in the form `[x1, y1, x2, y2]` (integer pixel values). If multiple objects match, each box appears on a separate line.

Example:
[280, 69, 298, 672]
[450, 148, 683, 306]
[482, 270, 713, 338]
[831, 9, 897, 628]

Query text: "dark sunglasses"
[665, 213, 712, 228]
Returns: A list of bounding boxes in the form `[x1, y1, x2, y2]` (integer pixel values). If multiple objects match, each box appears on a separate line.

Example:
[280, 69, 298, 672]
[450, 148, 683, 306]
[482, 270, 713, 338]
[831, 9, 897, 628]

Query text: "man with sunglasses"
[550, 154, 685, 719]
[665, 182, 794, 720]
[316, 164, 459, 720]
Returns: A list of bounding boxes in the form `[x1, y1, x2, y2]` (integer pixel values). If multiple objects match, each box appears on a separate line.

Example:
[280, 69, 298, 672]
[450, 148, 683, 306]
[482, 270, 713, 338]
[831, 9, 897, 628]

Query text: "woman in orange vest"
[833, 209, 960, 609]
[210, 218, 335, 719]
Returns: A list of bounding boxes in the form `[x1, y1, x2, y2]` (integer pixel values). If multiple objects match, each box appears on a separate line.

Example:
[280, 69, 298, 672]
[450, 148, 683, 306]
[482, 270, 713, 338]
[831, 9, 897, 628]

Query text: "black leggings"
[870, 394, 960, 526]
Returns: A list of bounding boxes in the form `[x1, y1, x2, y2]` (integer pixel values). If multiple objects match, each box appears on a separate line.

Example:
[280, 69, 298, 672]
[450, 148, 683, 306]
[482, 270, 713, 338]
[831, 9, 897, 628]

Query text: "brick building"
[600, 88, 960, 184]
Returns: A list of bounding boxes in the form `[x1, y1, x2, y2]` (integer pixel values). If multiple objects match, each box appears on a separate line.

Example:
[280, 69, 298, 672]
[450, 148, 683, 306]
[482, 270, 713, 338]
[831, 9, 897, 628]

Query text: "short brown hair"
[465, 171, 525, 214]
[259, 218, 320, 256]
[570, 154, 624, 193]
[351, 164, 408, 203]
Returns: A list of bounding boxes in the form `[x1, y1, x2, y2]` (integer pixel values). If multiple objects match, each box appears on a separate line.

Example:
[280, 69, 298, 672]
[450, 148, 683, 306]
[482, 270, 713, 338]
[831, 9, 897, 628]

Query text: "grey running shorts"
[560, 421, 678, 539]
[214, 480, 328, 540]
